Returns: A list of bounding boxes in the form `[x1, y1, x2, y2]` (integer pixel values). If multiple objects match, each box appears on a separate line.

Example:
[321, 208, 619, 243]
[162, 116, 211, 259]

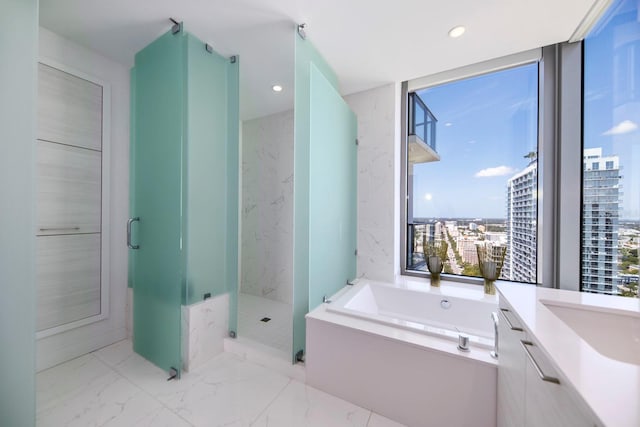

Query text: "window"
[583, 0, 639, 298]
[403, 63, 539, 284]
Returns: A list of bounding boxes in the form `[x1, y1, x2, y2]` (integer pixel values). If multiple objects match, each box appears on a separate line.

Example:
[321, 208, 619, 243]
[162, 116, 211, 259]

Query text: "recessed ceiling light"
[272, 85, 283, 92]
[448, 26, 466, 38]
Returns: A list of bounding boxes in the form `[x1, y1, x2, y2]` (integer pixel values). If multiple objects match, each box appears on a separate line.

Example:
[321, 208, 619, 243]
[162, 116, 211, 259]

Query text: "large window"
[583, 0, 639, 298]
[404, 63, 539, 284]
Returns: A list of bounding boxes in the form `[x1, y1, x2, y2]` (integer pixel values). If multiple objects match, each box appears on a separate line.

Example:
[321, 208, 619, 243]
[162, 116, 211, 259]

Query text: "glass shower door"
[130, 29, 185, 375]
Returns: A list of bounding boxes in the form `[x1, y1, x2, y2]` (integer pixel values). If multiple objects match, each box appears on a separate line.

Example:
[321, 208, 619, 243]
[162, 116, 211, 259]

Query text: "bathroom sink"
[541, 300, 640, 366]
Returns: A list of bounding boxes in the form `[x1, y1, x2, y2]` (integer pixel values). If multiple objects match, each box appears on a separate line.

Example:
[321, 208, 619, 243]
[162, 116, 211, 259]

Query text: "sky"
[412, 0, 639, 220]
[413, 64, 538, 219]
[583, 0, 640, 220]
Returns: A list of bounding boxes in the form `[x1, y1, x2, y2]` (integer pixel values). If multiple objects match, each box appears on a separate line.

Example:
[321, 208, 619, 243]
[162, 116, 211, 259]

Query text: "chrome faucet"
[490, 312, 499, 359]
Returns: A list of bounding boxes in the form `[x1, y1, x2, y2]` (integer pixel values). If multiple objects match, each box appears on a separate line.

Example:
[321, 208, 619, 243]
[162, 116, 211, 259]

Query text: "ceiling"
[40, 0, 600, 120]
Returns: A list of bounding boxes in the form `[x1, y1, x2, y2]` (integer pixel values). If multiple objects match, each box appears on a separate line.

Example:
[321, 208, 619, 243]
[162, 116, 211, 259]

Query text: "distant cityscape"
[408, 148, 640, 297]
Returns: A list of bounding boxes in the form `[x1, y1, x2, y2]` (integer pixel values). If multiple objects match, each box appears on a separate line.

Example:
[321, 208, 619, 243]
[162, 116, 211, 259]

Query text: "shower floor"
[238, 293, 292, 357]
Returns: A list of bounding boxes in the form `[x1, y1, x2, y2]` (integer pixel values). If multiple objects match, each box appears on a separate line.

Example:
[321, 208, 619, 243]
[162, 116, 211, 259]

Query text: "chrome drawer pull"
[499, 308, 523, 331]
[39, 227, 80, 231]
[521, 340, 560, 384]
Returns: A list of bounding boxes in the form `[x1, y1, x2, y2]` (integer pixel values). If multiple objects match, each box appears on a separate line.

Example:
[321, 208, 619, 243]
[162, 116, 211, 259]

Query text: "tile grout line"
[91, 348, 197, 427]
[365, 410, 374, 426]
[248, 377, 293, 426]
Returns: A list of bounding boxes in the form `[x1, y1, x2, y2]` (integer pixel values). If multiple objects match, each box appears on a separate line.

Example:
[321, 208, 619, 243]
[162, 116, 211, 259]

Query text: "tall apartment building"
[582, 148, 621, 294]
[505, 160, 538, 282]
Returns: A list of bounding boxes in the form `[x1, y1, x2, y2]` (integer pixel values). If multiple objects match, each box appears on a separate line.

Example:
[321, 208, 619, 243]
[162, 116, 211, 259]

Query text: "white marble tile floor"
[238, 293, 292, 356]
[36, 339, 406, 427]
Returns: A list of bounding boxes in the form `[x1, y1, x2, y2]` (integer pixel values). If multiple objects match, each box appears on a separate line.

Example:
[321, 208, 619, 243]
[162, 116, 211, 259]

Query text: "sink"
[541, 300, 640, 366]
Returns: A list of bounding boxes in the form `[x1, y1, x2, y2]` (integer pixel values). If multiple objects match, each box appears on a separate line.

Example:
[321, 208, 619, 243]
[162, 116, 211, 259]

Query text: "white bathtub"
[306, 279, 499, 427]
[326, 281, 497, 349]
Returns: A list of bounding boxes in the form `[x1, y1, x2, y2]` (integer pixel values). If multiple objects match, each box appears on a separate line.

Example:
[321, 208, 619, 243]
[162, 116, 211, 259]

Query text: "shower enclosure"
[129, 24, 239, 375]
[129, 22, 357, 372]
[238, 25, 357, 363]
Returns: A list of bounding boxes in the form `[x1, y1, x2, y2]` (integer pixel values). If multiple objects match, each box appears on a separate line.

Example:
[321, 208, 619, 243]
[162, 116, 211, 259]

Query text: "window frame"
[399, 48, 562, 287]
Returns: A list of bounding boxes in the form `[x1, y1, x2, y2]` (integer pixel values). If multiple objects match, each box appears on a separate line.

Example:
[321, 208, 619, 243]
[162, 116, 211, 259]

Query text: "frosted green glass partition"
[308, 65, 357, 309]
[184, 33, 239, 310]
[0, 1, 37, 425]
[131, 29, 185, 374]
[293, 33, 357, 362]
[131, 27, 239, 374]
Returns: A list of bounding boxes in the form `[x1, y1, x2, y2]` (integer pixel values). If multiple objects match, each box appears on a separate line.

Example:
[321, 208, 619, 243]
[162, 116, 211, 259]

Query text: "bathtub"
[306, 279, 499, 427]
[326, 281, 496, 349]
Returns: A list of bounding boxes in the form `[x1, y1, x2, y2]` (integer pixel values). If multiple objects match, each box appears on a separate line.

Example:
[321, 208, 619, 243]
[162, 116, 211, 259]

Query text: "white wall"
[36, 27, 130, 371]
[345, 84, 401, 284]
[241, 110, 294, 305]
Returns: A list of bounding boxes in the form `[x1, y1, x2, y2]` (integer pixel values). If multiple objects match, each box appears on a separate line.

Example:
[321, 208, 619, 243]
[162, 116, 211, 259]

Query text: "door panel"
[36, 141, 101, 235]
[131, 30, 185, 374]
[37, 63, 103, 151]
[36, 233, 101, 330]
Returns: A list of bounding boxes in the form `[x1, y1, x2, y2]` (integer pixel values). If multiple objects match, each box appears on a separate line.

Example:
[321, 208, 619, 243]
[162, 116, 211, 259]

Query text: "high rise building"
[582, 148, 620, 294]
[505, 160, 538, 282]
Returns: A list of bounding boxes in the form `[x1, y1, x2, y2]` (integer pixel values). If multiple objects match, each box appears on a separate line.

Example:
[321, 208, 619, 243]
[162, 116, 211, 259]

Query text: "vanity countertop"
[496, 282, 640, 427]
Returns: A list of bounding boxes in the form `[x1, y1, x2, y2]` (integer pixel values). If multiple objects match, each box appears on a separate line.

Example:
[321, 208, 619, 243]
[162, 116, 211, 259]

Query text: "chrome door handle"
[521, 340, 560, 384]
[127, 217, 140, 249]
[499, 308, 523, 331]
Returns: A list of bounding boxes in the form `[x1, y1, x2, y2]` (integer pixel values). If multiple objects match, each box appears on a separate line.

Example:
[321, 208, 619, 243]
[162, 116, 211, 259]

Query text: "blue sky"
[413, 0, 639, 220]
[413, 64, 538, 219]
[583, 0, 640, 220]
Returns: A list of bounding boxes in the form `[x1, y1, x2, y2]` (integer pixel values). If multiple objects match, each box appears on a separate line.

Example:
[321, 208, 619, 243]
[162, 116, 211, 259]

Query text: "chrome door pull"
[521, 340, 560, 384]
[127, 217, 140, 249]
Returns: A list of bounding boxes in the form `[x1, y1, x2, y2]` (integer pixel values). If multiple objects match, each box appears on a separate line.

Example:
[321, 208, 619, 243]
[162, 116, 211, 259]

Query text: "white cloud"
[475, 165, 517, 178]
[603, 120, 638, 136]
[445, 122, 453, 127]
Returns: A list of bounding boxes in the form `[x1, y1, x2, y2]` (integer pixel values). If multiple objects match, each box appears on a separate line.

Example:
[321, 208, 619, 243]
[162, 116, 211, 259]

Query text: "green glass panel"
[0, 1, 37, 425]
[184, 33, 234, 305]
[131, 29, 185, 374]
[226, 56, 240, 334]
[128, 67, 136, 289]
[293, 33, 356, 361]
[308, 63, 357, 311]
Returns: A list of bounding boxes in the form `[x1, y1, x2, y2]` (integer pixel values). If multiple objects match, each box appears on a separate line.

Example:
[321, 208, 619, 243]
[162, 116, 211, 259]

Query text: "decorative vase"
[484, 278, 496, 295]
[477, 244, 507, 295]
[430, 272, 441, 287]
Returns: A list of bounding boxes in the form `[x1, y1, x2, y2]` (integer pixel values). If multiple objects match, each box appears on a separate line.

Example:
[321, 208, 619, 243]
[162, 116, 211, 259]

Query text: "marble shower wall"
[241, 110, 294, 304]
[345, 84, 400, 284]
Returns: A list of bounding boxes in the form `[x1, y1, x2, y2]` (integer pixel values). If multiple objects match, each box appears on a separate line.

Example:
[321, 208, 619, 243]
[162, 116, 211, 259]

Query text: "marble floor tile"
[251, 380, 371, 427]
[37, 339, 396, 427]
[163, 353, 291, 427]
[37, 354, 112, 414]
[135, 407, 194, 427]
[37, 370, 164, 427]
[93, 338, 134, 368]
[367, 413, 408, 427]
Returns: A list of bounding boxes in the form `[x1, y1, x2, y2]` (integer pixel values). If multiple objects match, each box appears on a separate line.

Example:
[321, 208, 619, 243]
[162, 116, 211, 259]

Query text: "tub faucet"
[490, 312, 499, 359]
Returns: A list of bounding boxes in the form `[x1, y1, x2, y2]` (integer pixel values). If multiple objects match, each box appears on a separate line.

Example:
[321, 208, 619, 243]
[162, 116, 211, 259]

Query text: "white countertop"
[496, 283, 640, 427]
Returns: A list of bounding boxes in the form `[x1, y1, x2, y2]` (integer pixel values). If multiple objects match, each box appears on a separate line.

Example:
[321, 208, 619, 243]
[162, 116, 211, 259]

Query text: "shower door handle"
[127, 217, 140, 249]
